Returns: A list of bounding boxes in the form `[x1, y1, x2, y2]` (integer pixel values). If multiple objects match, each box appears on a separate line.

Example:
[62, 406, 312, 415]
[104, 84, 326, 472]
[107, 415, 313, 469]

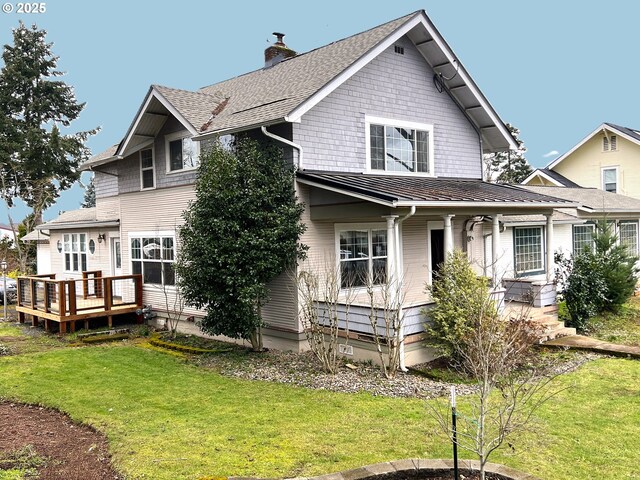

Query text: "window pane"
[372, 258, 387, 284]
[73, 253, 79, 271]
[72, 234, 79, 253]
[162, 237, 174, 261]
[143, 238, 161, 260]
[620, 222, 638, 254]
[81, 254, 87, 272]
[169, 140, 183, 171]
[80, 234, 86, 253]
[132, 261, 142, 275]
[603, 169, 617, 192]
[141, 149, 153, 168]
[341, 259, 368, 288]
[182, 137, 198, 169]
[416, 130, 429, 173]
[143, 262, 162, 284]
[163, 263, 176, 286]
[340, 230, 369, 260]
[514, 227, 543, 274]
[89, 239, 96, 255]
[573, 225, 595, 255]
[64, 234, 70, 253]
[65, 253, 71, 271]
[371, 230, 387, 258]
[131, 239, 141, 260]
[370, 124, 385, 170]
[115, 241, 122, 269]
[385, 126, 415, 172]
[142, 169, 154, 189]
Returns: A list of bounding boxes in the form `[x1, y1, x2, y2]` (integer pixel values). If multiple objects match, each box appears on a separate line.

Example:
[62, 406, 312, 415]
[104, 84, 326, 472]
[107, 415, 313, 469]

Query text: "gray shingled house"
[30, 11, 573, 364]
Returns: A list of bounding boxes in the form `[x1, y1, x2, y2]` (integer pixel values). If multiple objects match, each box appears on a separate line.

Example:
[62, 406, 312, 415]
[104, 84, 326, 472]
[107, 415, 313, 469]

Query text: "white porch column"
[383, 216, 398, 282]
[545, 213, 554, 282]
[492, 214, 502, 287]
[443, 214, 455, 257]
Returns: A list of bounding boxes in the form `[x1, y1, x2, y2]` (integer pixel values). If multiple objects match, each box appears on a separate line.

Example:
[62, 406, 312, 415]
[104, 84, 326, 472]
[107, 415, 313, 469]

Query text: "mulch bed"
[0, 402, 122, 479]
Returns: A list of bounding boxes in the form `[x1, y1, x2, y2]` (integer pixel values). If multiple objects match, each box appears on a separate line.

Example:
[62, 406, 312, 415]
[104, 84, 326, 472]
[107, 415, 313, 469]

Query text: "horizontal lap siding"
[402, 216, 429, 304]
[294, 36, 481, 178]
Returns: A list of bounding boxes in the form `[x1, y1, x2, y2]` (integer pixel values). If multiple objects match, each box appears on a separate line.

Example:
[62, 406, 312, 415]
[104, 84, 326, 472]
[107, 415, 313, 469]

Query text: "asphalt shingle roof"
[298, 171, 573, 205]
[537, 169, 581, 188]
[522, 186, 640, 213]
[604, 122, 640, 143]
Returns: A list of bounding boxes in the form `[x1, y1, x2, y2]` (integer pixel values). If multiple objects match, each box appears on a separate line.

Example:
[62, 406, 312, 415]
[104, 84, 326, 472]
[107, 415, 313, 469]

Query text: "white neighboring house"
[0, 223, 15, 246]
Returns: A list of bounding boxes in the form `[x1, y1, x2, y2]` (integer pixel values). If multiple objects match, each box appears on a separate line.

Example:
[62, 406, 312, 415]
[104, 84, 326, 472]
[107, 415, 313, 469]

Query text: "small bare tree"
[297, 261, 355, 374]
[160, 281, 185, 339]
[365, 273, 407, 379]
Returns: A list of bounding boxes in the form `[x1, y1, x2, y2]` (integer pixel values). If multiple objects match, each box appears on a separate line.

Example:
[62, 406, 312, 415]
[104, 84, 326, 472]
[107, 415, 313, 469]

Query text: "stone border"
[229, 459, 541, 480]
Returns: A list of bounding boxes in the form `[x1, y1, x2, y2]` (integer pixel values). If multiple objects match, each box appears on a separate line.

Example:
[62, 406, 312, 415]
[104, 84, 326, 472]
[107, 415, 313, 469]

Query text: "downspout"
[261, 126, 303, 169]
[396, 205, 416, 372]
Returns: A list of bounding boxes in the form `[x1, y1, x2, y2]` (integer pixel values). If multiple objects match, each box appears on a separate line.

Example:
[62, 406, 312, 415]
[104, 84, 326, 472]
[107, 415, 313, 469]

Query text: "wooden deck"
[16, 272, 143, 333]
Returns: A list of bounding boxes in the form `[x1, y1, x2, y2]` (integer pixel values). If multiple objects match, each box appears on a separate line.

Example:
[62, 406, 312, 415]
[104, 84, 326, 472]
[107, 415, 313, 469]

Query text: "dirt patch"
[0, 402, 122, 479]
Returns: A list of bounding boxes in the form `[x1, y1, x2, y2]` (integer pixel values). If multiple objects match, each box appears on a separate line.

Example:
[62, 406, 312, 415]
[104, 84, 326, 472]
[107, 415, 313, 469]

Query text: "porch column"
[492, 214, 502, 287]
[442, 214, 455, 257]
[545, 213, 554, 282]
[383, 216, 398, 283]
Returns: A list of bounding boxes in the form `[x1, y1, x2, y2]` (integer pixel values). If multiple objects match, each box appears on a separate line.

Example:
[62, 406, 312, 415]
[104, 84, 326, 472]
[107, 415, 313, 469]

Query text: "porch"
[16, 271, 143, 333]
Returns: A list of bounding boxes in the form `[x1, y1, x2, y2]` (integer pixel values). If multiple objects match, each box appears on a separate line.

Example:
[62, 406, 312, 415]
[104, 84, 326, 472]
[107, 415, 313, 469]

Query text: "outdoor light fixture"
[57, 240, 62, 253]
[97, 233, 106, 244]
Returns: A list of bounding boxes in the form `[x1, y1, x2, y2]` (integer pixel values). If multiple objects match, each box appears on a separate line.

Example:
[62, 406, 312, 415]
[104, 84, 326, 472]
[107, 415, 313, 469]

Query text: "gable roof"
[297, 171, 573, 208]
[521, 168, 581, 187]
[547, 122, 640, 170]
[84, 10, 518, 169]
[522, 185, 640, 214]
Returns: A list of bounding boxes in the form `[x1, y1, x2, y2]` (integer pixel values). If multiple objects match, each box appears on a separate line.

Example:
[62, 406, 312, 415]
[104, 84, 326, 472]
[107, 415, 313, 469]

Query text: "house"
[27, 11, 572, 364]
[0, 223, 15, 245]
[523, 123, 640, 198]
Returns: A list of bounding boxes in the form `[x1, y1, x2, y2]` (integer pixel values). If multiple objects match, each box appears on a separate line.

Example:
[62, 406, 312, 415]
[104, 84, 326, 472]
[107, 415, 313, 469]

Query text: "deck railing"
[17, 273, 143, 318]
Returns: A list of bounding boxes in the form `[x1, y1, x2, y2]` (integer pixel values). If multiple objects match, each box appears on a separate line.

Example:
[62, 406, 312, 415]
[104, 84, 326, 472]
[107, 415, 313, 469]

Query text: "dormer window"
[366, 116, 433, 175]
[166, 132, 200, 173]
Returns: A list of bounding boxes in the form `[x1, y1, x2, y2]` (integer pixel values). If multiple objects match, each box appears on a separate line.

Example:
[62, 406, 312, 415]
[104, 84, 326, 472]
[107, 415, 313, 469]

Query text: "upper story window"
[140, 148, 155, 189]
[63, 233, 87, 272]
[130, 233, 175, 286]
[603, 135, 617, 151]
[366, 116, 434, 175]
[166, 132, 199, 173]
[602, 167, 618, 193]
[337, 225, 387, 288]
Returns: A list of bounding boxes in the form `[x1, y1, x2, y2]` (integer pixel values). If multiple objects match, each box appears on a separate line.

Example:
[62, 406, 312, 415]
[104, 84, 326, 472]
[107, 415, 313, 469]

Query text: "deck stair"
[502, 302, 576, 342]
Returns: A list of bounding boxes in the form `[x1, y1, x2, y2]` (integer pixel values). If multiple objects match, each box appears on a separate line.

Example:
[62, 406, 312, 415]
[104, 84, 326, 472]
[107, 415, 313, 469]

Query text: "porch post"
[492, 214, 502, 287]
[383, 216, 398, 282]
[545, 213, 554, 282]
[442, 214, 455, 257]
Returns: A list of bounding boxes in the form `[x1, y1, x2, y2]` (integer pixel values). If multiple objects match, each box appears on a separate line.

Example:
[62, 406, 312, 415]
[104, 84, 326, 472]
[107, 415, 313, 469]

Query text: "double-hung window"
[573, 224, 595, 255]
[63, 233, 87, 272]
[602, 167, 618, 193]
[338, 227, 387, 288]
[367, 116, 433, 174]
[619, 221, 639, 255]
[140, 148, 155, 189]
[166, 133, 199, 172]
[130, 234, 176, 286]
[513, 227, 544, 275]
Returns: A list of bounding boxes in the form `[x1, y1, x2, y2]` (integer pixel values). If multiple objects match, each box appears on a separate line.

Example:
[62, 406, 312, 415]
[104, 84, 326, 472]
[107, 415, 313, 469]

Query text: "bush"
[424, 250, 497, 358]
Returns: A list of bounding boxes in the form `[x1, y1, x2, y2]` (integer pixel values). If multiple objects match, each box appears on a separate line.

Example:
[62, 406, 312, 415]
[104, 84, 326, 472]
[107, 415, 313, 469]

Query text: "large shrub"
[424, 250, 498, 358]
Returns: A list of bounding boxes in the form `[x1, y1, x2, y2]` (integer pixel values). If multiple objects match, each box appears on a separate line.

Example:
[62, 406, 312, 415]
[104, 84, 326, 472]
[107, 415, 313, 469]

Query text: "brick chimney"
[264, 32, 296, 68]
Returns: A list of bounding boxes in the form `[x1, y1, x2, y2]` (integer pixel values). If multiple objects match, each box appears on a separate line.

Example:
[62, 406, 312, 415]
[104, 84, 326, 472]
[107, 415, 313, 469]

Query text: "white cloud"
[542, 150, 559, 158]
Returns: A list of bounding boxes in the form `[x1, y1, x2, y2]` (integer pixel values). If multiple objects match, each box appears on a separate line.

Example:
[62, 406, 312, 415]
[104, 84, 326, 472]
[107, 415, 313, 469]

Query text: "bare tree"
[297, 261, 355, 374]
[365, 273, 407, 379]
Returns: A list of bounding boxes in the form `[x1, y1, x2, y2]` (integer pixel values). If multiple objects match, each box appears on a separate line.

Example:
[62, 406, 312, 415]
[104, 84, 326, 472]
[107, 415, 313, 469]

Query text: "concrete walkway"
[543, 335, 640, 358]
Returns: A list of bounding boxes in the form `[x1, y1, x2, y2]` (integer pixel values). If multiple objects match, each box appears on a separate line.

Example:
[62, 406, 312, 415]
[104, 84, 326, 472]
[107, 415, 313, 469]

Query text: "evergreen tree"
[483, 124, 532, 184]
[176, 137, 307, 351]
[0, 22, 97, 224]
[81, 175, 96, 208]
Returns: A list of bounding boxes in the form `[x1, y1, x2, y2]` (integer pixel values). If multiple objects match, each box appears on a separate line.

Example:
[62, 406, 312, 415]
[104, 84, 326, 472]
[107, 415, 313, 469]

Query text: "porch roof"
[36, 208, 120, 231]
[297, 171, 575, 209]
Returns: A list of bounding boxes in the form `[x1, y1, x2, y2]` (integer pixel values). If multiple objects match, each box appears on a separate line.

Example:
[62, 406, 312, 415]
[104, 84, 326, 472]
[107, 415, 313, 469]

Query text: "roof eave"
[39, 220, 120, 231]
[193, 118, 287, 141]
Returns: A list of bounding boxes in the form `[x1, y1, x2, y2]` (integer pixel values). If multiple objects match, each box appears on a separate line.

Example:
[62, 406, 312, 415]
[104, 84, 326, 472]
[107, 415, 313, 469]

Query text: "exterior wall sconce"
[57, 240, 62, 253]
[97, 234, 106, 244]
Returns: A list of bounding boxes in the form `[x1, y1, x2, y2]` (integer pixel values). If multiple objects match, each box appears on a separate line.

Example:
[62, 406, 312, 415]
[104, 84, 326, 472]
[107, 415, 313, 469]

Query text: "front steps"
[503, 302, 576, 342]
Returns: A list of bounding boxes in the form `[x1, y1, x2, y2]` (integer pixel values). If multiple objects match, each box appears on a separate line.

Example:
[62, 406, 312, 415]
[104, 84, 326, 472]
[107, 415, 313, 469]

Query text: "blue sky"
[1, 0, 638, 224]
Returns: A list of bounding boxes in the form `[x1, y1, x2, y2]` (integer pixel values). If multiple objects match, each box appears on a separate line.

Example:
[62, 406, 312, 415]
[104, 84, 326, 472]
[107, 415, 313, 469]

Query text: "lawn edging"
[226, 458, 541, 480]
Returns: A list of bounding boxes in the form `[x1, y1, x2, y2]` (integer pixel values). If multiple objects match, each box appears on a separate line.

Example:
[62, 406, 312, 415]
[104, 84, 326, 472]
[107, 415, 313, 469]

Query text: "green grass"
[586, 297, 640, 346]
[0, 332, 638, 479]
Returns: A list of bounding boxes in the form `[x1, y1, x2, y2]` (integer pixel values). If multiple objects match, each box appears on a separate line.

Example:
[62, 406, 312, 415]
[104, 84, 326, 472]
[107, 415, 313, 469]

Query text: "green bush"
[423, 250, 497, 358]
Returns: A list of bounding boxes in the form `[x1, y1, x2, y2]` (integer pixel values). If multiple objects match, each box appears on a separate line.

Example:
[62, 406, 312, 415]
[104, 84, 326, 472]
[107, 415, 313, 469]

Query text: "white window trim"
[619, 220, 639, 255]
[364, 115, 435, 177]
[572, 223, 596, 255]
[513, 226, 545, 276]
[601, 166, 619, 193]
[140, 147, 156, 191]
[165, 131, 200, 175]
[128, 231, 177, 287]
[334, 222, 387, 291]
[62, 233, 88, 273]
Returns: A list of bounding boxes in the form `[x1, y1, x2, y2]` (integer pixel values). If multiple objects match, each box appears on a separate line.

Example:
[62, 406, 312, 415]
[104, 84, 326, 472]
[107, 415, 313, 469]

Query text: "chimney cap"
[273, 32, 286, 46]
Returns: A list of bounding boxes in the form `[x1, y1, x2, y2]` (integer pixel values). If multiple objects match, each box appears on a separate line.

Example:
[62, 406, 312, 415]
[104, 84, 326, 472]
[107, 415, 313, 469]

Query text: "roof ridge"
[153, 84, 222, 98]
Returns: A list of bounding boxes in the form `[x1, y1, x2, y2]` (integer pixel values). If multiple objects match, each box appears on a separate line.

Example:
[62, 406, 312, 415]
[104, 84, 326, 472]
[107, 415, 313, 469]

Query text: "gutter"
[260, 126, 303, 169]
[40, 220, 120, 231]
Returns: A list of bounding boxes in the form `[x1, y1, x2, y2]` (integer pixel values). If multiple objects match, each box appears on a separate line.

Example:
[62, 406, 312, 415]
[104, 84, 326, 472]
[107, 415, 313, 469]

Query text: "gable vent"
[394, 45, 404, 55]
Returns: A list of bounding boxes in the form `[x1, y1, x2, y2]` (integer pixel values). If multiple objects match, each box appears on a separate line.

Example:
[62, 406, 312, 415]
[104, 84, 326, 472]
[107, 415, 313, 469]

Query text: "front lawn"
[586, 296, 640, 346]
[0, 332, 638, 479]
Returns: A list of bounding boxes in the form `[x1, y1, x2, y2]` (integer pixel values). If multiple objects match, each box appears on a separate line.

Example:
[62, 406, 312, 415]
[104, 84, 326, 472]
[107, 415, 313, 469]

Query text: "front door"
[430, 229, 445, 282]
[111, 238, 122, 297]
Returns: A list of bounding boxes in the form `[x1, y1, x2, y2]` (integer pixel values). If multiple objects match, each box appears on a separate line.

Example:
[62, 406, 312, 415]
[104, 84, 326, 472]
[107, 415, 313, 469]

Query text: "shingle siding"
[293, 36, 481, 178]
[94, 164, 118, 198]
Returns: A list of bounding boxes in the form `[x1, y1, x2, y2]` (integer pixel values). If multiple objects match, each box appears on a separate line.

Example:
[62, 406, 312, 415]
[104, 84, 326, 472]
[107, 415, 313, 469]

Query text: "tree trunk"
[250, 326, 263, 352]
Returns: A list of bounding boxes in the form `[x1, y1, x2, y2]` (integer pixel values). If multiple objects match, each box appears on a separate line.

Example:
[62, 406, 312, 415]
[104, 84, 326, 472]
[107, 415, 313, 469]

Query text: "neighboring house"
[0, 223, 15, 245]
[33, 11, 572, 365]
[21, 229, 51, 274]
[523, 123, 640, 198]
